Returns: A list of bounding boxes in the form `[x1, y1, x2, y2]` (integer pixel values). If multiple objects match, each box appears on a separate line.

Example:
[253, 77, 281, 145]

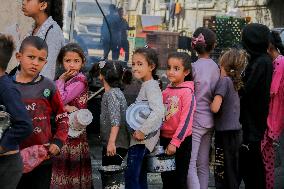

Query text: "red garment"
[51, 73, 92, 189]
[267, 55, 284, 140]
[160, 81, 196, 148]
[14, 77, 69, 150]
[261, 130, 275, 189]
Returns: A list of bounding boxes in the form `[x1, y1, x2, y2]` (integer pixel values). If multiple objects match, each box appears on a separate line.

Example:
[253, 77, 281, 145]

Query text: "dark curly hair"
[91, 60, 124, 89]
[40, 0, 63, 28]
[269, 31, 284, 55]
[0, 34, 15, 70]
[133, 47, 159, 80]
[167, 52, 193, 81]
[192, 27, 216, 55]
[219, 48, 248, 91]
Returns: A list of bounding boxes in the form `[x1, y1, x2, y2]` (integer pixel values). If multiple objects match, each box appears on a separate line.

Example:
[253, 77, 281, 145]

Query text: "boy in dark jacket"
[239, 23, 273, 189]
[0, 34, 33, 189]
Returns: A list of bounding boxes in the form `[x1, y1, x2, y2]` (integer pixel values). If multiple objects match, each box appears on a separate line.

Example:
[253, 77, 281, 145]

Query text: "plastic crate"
[215, 16, 247, 48]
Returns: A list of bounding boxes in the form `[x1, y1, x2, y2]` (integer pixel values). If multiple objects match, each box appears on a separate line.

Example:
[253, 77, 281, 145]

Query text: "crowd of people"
[0, 1, 284, 189]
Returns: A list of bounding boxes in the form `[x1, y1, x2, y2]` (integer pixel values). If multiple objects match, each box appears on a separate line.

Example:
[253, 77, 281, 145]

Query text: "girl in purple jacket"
[187, 27, 220, 189]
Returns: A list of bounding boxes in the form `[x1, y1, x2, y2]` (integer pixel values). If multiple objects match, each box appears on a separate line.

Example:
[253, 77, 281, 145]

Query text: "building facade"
[122, 0, 283, 34]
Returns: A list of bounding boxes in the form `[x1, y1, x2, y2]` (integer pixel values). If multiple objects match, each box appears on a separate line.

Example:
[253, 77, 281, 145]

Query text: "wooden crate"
[146, 31, 179, 49]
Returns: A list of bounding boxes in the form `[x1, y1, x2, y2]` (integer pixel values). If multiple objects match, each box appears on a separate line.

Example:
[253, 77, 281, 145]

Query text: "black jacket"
[240, 23, 273, 143]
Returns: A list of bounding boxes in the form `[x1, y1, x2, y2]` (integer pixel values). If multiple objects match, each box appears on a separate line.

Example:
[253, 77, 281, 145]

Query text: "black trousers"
[17, 161, 52, 189]
[102, 147, 128, 166]
[0, 153, 23, 189]
[239, 140, 266, 189]
[160, 135, 192, 189]
[214, 130, 242, 189]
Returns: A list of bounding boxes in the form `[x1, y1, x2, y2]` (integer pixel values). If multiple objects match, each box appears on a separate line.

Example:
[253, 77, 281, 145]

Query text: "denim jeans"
[125, 144, 149, 189]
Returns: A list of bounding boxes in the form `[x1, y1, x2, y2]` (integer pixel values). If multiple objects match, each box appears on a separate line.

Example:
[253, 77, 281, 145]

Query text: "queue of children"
[0, 1, 283, 188]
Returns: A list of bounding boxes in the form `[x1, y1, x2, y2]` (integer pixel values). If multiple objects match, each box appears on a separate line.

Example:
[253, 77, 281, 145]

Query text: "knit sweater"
[13, 76, 69, 150]
[130, 79, 165, 152]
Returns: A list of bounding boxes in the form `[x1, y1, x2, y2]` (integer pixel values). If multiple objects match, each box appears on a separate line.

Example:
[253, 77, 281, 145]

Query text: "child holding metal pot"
[160, 52, 196, 189]
[91, 60, 130, 166]
[124, 47, 165, 189]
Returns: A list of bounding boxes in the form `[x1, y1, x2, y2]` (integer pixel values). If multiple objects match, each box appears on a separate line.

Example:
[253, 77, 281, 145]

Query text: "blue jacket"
[0, 75, 32, 152]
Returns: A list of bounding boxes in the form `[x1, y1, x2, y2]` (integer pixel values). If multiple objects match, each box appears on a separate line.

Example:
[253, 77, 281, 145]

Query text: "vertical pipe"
[69, 0, 76, 42]
[194, 0, 199, 30]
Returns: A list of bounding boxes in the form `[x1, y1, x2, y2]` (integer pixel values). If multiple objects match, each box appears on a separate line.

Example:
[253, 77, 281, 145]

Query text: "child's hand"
[48, 144, 60, 156]
[133, 131, 145, 141]
[107, 142, 116, 156]
[165, 144, 176, 156]
[64, 105, 78, 113]
[59, 69, 77, 81]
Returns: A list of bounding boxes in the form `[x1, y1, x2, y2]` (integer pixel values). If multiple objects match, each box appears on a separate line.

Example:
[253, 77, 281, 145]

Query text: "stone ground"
[88, 133, 284, 189]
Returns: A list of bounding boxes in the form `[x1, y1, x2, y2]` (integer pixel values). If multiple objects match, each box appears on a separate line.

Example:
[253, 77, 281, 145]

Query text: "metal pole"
[69, 0, 76, 42]
[194, 0, 199, 30]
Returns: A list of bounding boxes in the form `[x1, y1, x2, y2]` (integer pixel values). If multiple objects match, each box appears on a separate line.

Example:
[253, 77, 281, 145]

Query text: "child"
[21, 0, 64, 80]
[12, 36, 69, 189]
[51, 43, 92, 189]
[125, 47, 165, 189]
[210, 49, 247, 189]
[94, 60, 129, 165]
[239, 23, 272, 189]
[261, 31, 284, 189]
[160, 52, 196, 189]
[187, 27, 220, 189]
[0, 34, 33, 189]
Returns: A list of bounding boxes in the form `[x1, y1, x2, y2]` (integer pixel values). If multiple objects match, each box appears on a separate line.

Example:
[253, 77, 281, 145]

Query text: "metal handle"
[0, 105, 6, 112]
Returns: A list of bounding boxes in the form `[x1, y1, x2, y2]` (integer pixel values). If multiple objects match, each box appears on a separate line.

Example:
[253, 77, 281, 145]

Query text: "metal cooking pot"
[146, 145, 176, 173]
[98, 154, 127, 189]
[0, 105, 10, 140]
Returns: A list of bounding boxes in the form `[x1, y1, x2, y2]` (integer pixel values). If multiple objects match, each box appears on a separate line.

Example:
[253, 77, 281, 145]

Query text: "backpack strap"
[44, 25, 53, 41]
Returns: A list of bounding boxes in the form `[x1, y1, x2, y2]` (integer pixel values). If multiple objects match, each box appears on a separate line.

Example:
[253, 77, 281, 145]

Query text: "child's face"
[166, 58, 189, 86]
[131, 53, 154, 81]
[63, 52, 84, 73]
[16, 45, 47, 78]
[22, 0, 46, 17]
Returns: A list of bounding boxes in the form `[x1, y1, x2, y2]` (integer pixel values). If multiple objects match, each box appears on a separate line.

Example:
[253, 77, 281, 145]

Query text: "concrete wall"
[124, 0, 283, 34]
[0, 0, 33, 72]
[0, 1, 32, 38]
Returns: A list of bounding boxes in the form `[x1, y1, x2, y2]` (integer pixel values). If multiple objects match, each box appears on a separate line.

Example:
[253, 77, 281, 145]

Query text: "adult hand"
[107, 142, 116, 156]
[165, 144, 176, 156]
[133, 130, 145, 141]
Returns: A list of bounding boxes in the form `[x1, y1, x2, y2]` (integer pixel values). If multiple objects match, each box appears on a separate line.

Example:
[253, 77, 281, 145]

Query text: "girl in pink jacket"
[160, 52, 196, 189]
[261, 31, 284, 189]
